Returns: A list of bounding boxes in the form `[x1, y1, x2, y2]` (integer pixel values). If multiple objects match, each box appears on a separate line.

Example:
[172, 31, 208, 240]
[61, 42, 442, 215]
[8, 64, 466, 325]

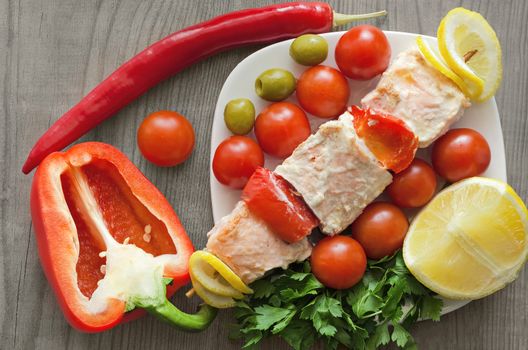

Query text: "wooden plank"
[0, 0, 526, 349]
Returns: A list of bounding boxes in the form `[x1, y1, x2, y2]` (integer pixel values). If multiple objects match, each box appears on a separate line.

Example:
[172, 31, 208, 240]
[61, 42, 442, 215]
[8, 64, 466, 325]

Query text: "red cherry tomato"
[431, 128, 491, 183]
[137, 110, 195, 166]
[242, 167, 318, 243]
[350, 202, 409, 260]
[335, 25, 391, 80]
[212, 136, 264, 189]
[387, 158, 437, 208]
[296, 65, 350, 119]
[254, 102, 311, 158]
[311, 236, 366, 290]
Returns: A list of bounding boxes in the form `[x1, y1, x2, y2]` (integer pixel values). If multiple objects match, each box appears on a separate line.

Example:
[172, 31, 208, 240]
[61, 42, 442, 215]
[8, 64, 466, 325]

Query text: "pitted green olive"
[255, 68, 296, 101]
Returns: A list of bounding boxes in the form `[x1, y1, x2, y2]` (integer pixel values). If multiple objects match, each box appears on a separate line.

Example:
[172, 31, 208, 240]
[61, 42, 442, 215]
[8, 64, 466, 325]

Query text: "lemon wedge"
[437, 7, 502, 102]
[416, 36, 472, 97]
[403, 177, 528, 300]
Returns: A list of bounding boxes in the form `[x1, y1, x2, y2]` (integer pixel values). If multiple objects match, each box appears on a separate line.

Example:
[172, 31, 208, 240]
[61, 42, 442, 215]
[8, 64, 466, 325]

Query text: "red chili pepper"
[349, 106, 418, 173]
[242, 167, 318, 243]
[31, 142, 216, 332]
[22, 3, 386, 174]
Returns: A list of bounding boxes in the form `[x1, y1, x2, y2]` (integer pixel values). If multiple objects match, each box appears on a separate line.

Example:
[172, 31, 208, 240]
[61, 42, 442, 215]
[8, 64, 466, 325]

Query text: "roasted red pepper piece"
[22, 3, 386, 174]
[31, 142, 216, 332]
[242, 167, 318, 243]
[349, 106, 418, 173]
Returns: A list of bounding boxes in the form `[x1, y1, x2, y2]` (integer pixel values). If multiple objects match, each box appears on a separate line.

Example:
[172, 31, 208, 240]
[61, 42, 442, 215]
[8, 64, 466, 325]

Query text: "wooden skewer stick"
[185, 288, 195, 298]
[464, 49, 478, 63]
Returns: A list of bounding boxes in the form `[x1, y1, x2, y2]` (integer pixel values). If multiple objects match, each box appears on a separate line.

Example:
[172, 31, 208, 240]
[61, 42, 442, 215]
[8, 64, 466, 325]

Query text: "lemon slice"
[437, 7, 502, 102]
[190, 275, 236, 309]
[403, 177, 528, 299]
[189, 251, 253, 296]
[190, 254, 243, 299]
[416, 36, 472, 97]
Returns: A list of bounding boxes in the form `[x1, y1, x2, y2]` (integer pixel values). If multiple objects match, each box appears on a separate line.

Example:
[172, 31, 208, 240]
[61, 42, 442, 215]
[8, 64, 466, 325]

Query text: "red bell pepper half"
[349, 106, 418, 173]
[30, 142, 216, 332]
[242, 167, 318, 243]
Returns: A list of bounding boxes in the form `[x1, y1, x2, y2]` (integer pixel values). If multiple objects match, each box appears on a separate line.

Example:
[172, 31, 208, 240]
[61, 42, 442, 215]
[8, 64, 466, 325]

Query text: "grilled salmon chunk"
[206, 201, 312, 283]
[362, 49, 471, 147]
[275, 113, 392, 235]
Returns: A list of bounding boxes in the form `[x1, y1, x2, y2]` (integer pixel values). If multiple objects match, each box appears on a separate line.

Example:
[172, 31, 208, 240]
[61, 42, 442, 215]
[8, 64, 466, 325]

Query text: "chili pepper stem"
[332, 10, 387, 27]
[147, 298, 217, 332]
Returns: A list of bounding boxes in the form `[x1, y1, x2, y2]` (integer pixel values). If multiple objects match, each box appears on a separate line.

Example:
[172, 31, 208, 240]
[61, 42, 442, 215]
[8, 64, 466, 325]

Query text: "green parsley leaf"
[420, 295, 443, 321]
[391, 323, 411, 348]
[272, 308, 296, 334]
[241, 330, 263, 349]
[367, 321, 390, 349]
[289, 272, 311, 281]
[347, 283, 383, 318]
[280, 275, 323, 302]
[280, 319, 316, 350]
[251, 279, 275, 299]
[402, 275, 429, 295]
[253, 305, 293, 330]
[318, 323, 337, 337]
[382, 278, 406, 318]
[269, 294, 282, 307]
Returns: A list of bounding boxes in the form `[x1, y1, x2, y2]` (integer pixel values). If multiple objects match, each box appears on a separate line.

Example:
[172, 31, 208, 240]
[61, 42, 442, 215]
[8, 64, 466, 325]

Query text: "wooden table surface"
[1, 0, 527, 349]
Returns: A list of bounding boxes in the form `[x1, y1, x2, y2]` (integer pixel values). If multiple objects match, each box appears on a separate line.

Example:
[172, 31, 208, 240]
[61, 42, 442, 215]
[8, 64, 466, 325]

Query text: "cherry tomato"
[335, 25, 391, 80]
[431, 128, 491, 183]
[350, 202, 408, 260]
[242, 167, 318, 243]
[311, 236, 366, 290]
[212, 136, 264, 189]
[296, 65, 350, 119]
[387, 159, 437, 208]
[137, 110, 195, 166]
[254, 102, 311, 158]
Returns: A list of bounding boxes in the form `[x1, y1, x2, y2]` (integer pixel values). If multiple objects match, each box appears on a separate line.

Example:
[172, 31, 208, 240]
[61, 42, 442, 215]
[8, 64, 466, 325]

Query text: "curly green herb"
[231, 251, 442, 350]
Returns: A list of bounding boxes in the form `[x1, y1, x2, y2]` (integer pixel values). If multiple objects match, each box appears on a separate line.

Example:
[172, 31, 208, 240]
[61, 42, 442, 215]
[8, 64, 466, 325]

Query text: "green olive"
[255, 68, 296, 102]
[289, 34, 328, 66]
[224, 98, 255, 135]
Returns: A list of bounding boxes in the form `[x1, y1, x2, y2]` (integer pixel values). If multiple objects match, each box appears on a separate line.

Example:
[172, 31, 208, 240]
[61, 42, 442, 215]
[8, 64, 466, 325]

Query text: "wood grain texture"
[1, 0, 526, 349]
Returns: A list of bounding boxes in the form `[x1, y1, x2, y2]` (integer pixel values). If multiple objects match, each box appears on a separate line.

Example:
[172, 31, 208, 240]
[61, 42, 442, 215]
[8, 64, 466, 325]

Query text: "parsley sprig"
[231, 251, 442, 350]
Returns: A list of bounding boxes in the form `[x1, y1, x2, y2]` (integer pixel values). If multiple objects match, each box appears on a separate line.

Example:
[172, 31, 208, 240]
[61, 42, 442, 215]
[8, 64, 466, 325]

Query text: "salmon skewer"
[205, 48, 470, 284]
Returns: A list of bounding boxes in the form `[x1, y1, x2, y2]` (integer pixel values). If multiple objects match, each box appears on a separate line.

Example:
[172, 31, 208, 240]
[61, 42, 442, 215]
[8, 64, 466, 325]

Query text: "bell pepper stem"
[146, 298, 217, 332]
[332, 10, 387, 28]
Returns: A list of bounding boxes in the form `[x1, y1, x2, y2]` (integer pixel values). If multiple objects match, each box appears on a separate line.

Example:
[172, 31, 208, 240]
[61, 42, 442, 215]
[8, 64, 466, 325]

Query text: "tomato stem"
[332, 10, 387, 27]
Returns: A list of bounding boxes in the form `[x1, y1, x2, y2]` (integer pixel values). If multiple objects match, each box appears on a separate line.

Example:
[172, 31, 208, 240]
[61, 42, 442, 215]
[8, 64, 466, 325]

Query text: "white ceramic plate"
[210, 31, 507, 315]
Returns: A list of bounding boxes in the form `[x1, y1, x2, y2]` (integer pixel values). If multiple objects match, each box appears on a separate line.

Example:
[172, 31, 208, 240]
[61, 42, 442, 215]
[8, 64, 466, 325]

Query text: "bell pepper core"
[30, 142, 216, 332]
